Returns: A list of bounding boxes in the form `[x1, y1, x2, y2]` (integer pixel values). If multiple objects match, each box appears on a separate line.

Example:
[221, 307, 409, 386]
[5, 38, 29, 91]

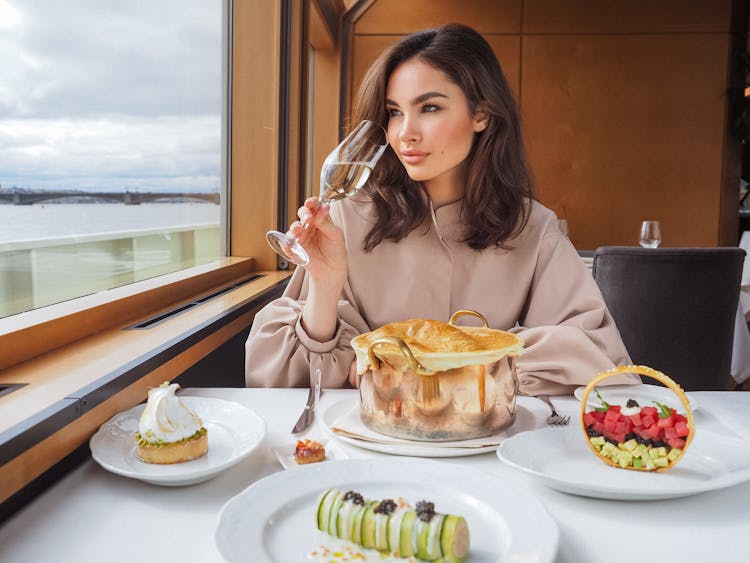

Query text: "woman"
[245, 23, 636, 394]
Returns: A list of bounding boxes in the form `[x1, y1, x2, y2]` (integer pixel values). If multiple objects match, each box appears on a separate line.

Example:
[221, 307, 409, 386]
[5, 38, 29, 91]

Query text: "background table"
[1, 388, 749, 563]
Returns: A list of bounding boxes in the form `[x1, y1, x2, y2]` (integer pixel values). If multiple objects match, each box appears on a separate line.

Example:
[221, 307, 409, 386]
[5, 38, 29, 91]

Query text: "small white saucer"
[271, 440, 348, 470]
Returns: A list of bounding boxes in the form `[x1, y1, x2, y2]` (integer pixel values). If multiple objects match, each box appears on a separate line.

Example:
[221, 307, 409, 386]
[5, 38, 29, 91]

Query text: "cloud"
[0, 0, 221, 191]
[0, 115, 220, 191]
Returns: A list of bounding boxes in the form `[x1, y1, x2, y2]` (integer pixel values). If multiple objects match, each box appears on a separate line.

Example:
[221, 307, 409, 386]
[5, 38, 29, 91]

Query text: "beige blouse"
[245, 196, 637, 394]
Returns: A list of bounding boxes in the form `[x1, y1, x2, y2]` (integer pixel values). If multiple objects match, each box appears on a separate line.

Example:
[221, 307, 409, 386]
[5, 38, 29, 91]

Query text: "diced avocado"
[590, 436, 605, 447]
[441, 515, 470, 563]
[633, 458, 644, 469]
[637, 443, 648, 455]
[644, 456, 655, 470]
[667, 448, 682, 462]
[656, 446, 667, 457]
[399, 510, 417, 558]
[618, 451, 633, 467]
[620, 439, 638, 452]
[653, 457, 669, 468]
[361, 503, 377, 549]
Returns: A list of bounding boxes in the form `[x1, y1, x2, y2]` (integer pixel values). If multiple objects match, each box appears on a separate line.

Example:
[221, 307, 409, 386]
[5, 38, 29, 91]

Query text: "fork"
[538, 395, 570, 425]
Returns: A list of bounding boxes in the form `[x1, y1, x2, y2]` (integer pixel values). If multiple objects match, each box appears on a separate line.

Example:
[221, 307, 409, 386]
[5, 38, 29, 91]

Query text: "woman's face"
[385, 57, 487, 193]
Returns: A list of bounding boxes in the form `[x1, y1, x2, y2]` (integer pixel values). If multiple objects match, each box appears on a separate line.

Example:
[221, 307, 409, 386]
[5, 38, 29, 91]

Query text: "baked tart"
[580, 365, 694, 472]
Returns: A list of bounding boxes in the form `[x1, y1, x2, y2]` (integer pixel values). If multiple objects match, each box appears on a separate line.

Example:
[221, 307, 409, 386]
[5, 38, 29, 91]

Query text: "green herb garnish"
[654, 401, 672, 418]
[594, 389, 610, 412]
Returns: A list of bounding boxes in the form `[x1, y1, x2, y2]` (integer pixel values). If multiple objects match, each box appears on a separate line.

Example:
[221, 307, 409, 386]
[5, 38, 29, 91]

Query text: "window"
[0, 0, 223, 319]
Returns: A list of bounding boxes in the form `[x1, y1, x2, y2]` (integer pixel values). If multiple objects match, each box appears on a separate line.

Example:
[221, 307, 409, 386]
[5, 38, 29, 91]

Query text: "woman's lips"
[401, 150, 428, 165]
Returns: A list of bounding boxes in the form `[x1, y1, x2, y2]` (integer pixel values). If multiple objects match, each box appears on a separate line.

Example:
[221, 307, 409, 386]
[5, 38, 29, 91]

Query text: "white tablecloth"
[1, 388, 749, 563]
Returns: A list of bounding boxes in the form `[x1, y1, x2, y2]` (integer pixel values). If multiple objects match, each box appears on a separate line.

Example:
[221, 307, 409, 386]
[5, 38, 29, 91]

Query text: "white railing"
[0, 224, 220, 318]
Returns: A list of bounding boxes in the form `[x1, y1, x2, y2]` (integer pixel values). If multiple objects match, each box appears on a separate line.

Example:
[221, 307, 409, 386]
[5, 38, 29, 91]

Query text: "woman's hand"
[295, 197, 348, 342]
[291, 198, 348, 290]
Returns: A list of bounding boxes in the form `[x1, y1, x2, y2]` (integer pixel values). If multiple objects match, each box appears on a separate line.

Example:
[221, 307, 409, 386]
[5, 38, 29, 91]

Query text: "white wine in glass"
[639, 220, 662, 248]
[266, 120, 388, 266]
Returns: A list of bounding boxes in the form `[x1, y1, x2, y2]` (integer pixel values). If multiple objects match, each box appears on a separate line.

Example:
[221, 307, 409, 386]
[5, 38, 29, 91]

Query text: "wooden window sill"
[0, 263, 291, 507]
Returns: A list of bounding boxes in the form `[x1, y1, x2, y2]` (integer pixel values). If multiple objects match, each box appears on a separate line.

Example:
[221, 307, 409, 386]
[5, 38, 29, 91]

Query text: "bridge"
[0, 190, 220, 205]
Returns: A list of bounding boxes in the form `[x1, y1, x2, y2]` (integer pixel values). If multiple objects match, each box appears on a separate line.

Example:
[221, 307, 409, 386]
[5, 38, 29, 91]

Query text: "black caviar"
[415, 500, 435, 522]
[343, 490, 364, 505]
[374, 499, 396, 515]
[626, 399, 640, 408]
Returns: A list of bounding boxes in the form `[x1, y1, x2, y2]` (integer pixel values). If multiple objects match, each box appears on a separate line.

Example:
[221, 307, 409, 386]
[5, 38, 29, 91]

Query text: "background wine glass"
[639, 220, 662, 248]
[266, 120, 388, 266]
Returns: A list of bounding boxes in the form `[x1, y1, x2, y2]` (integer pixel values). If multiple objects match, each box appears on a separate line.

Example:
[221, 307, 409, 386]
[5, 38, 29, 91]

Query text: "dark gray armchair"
[592, 247, 745, 391]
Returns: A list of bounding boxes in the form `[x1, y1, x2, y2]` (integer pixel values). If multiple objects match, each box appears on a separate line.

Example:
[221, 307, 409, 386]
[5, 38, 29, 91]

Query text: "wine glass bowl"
[639, 220, 662, 248]
[266, 120, 388, 266]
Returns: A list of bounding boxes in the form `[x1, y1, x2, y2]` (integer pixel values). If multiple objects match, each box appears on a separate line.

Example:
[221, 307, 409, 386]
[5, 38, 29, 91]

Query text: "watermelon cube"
[674, 421, 689, 437]
[641, 414, 656, 428]
[657, 416, 674, 429]
[667, 437, 686, 449]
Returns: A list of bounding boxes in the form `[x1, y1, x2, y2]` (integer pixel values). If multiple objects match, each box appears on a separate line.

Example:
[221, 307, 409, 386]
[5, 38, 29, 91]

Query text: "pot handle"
[367, 336, 435, 375]
[449, 309, 489, 328]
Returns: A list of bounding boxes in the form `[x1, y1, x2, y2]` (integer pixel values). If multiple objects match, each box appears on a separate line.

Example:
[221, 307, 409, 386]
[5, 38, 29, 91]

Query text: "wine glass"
[266, 120, 388, 266]
[639, 220, 662, 248]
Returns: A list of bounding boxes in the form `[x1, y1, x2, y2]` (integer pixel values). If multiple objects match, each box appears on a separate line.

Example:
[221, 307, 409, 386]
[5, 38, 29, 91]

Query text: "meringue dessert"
[135, 382, 208, 464]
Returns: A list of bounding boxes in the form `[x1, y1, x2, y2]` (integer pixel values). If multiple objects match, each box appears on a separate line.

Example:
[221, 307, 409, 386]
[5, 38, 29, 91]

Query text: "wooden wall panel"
[351, 35, 521, 105]
[524, 0, 732, 33]
[343, 0, 741, 248]
[522, 34, 730, 248]
[354, 0, 521, 35]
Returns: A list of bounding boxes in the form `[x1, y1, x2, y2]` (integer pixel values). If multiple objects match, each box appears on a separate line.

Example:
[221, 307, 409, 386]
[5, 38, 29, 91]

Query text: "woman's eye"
[422, 104, 439, 113]
[387, 108, 402, 117]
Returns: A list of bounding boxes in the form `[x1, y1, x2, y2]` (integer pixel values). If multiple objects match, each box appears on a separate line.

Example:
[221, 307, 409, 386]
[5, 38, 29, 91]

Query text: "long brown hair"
[350, 23, 534, 251]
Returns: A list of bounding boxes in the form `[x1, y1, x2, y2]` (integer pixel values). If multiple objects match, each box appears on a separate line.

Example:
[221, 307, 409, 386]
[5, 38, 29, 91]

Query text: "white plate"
[319, 398, 537, 457]
[574, 383, 699, 412]
[271, 440, 348, 470]
[215, 458, 559, 563]
[498, 426, 750, 500]
[90, 397, 265, 486]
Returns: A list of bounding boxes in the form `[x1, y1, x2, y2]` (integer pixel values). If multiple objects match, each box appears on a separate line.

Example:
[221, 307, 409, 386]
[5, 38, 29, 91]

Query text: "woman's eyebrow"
[385, 91, 449, 107]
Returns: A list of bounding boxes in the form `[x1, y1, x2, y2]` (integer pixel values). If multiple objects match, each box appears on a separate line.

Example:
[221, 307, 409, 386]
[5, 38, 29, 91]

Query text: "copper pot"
[351, 310, 523, 441]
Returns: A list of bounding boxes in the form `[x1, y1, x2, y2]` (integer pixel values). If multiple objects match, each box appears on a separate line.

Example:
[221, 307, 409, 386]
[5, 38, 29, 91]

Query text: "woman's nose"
[398, 115, 420, 143]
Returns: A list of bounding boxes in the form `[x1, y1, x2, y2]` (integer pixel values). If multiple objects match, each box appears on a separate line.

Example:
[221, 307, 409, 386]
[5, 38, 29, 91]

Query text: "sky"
[0, 0, 222, 193]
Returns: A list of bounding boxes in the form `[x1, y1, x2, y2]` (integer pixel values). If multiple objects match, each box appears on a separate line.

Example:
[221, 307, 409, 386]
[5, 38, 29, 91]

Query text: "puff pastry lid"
[351, 318, 524, 374]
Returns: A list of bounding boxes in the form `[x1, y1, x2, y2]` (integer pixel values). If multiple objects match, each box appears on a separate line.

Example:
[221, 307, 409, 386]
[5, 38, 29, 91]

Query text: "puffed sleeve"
[510, 231, 639, 396]
[244, 266, 371, 388]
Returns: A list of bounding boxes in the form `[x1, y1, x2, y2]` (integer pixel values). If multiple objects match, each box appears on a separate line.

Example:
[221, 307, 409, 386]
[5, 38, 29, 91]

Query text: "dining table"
[1, 387, 749, 563]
